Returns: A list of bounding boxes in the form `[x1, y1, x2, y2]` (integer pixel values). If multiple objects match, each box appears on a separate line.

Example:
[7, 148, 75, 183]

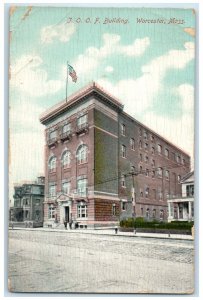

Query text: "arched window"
[49, 156, 56, 172]
[62, 151, 71, 168]
[77, 145, 88, 164]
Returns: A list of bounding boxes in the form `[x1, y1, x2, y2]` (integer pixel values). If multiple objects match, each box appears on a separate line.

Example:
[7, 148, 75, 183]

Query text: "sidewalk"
[9, 226, 194, 241]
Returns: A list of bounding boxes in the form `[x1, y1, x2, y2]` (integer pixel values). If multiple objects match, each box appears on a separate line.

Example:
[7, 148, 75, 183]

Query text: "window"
[143, 131, 148, 139]
[165, 148, 169, 158]
[77, 145, 88, 164]
[139, 128, 142, 136]
[146, 169, 149, 177]
[35, 210, 40, 220]
[112, 204, 116, 216]
[139, 165, 143, 173]
[176, 155, 181, 163]
[131, 166, 135, 173]
[151, 159, 155, 167]
[49, 130, 57, 140]
[62, 151, 71, 168]
[182, 158, 185, 165]
[151, 146, 155, 155]
[139, 140, 142, 149]
[49, 156, 56, 172]
[165, 170, 170, 180]
[160, 210, 164, 219]
[24, 198, 29, 205]
[145, 155, 149, 163]
[157, 167, 163, 177]
[141, 208, 143, 216]
[145, 187, 149, 198]
[140, 153, 142, 161]
[152, 170, 155, 178]
[158, 189, 163, 200]
[48, 204, 56, 219]
[151, 135, 155, 142]
[77, 178, 87, 196]
[152, 209, 156, 219]
[25, 210, 29, 219]
[146, 208, 150, 219]
[62, 181, 71, 195]
[140, 189, 143, 197]
[35, 199, 40, 205]
[144, 143, 148, 150]
[49, 184, 56, 198]
[122, 201, 127, 211]
[177, 175, 181, 183]
[130, 138, 135, 150]
[121, 175, 126, 187]
[121, 124, 126, 136]
[157, 144, 162, 154]
[77, 202, 88, 218]
[62, 123, 71, 133]
[77, 114, 87, 128]
[186, 185, 194, 197]
[121, 145, 126, 158]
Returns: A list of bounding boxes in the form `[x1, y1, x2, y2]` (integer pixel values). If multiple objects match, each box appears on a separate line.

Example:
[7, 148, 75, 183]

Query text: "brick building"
[40, 82, 190, 228]
[10, 176, 45, 227]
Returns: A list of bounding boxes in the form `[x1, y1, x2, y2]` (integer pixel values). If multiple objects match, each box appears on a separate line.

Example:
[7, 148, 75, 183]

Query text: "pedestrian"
[64, 220, 67, 230]
[69, 220, 73, 229]
[115, 226, 118, 234]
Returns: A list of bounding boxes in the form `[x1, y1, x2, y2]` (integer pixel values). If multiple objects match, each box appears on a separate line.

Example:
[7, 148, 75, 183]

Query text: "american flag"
[68, 64, 77, 83]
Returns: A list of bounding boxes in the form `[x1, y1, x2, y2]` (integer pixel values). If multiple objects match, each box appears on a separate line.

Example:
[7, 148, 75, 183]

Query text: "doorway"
[65, 206, 69, 222]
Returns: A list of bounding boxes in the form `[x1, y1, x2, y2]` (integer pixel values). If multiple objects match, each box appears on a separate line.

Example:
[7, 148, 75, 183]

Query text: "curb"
[9, 227, 194, 241]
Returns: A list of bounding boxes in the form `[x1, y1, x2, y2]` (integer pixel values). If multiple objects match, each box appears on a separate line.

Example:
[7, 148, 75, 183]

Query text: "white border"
[1, 1, 202, 299]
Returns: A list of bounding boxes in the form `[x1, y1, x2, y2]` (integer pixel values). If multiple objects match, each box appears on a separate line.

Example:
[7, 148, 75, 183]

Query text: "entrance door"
[65, 206, 69, 222]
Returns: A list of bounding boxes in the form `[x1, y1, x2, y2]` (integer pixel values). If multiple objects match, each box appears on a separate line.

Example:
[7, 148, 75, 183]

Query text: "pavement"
[9, 226, 194, 240]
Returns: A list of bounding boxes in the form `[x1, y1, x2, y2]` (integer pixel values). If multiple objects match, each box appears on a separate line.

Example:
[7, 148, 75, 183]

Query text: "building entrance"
[65, 206, 69, 222]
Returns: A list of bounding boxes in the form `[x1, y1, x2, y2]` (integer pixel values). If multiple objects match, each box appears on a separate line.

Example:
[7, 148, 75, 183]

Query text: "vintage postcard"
[8, 6, 195, 294]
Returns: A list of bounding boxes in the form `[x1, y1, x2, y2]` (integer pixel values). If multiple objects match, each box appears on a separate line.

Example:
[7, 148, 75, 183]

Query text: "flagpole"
[66, 61, 68, 103]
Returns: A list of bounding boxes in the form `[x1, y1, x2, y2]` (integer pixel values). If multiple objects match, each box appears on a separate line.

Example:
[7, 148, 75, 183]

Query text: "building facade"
[10, 176, 45, 226]
[167, 171, 194, 222]
[40, 82, 190, 228]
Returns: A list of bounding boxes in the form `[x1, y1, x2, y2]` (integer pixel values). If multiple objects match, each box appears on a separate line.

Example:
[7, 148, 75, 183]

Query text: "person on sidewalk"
[63, 219, 67, 230]
[69, 219, 73, 230]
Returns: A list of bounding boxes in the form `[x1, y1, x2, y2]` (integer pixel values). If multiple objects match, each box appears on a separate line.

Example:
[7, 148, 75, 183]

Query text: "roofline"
[180, 171, 194, 183]
[39, 81, 124, 124]
[122, 110, 191, 157]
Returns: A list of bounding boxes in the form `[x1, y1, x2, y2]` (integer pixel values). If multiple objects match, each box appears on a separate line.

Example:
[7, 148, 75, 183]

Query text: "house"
[167, 171, 194, 222]
[10, 176, 45, 227]
[39, 82, 190, 228]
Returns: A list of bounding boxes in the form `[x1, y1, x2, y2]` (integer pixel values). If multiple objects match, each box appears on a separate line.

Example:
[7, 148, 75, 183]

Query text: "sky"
[9, 6, 195, 202]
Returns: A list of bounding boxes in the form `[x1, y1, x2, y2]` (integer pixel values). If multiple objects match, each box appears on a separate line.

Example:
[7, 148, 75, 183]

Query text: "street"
[8, 229, 194, 294]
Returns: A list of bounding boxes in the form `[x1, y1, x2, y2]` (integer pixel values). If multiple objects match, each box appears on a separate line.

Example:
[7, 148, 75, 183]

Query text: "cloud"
[41, 22, 75, 44]
[177, 84, 194, 112]
[73, 34, 150, 75]
[97, 41, 195, 114]
[105, 66, 114, 73]
[10, 55, 63, 97]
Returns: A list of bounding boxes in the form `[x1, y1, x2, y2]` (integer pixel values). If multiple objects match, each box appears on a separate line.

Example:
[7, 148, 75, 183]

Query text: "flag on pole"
[68, 64, 77, 83]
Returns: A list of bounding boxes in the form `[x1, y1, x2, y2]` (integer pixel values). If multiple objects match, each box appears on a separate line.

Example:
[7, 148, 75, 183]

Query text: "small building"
[10, 176, 45, 227]
[167, 171, 194, 222]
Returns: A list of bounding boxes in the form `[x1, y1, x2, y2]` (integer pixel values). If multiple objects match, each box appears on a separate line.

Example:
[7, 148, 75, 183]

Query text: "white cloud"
[97, 42, 195, 114]
[177, 84, 194, 112]
[105, 66, 114, 73]
[41, 22, 75, 44]
[119, 37, 150, 56]
[10, 55, 63, 97]
[73, 34, 150, 75]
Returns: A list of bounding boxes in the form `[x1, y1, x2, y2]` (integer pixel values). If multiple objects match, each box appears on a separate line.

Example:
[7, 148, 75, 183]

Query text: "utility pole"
[129, 171, 138, 218]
